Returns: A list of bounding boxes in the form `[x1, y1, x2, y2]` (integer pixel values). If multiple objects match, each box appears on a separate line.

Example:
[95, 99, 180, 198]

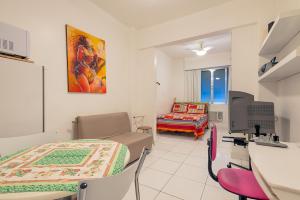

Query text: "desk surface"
[249, 142, 300, 199]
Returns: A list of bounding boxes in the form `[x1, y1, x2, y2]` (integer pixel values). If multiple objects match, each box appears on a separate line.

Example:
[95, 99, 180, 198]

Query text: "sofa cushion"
[110, 132, 153, 163]
[76, 112, 131, 139]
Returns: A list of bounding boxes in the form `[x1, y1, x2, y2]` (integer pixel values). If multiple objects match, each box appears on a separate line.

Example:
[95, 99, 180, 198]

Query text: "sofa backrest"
[76, 112, 131, 139]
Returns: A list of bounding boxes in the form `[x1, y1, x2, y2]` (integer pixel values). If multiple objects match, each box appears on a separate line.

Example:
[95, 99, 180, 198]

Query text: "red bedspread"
[157, 113, 208, 138]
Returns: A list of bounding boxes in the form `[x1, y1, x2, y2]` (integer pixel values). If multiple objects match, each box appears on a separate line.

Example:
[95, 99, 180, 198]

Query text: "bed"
[157, 102, 209, 139]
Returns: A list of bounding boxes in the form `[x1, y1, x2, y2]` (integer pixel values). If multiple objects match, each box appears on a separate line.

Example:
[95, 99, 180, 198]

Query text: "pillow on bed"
[172, 103, 188, 113]
[187, 104, 206, 114]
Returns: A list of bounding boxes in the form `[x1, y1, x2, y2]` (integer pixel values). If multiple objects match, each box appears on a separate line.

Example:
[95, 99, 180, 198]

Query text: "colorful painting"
[66, 25, 106, 93]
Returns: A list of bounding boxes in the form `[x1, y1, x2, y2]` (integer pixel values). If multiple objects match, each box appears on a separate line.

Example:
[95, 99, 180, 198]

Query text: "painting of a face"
[66, 25, 106, 93]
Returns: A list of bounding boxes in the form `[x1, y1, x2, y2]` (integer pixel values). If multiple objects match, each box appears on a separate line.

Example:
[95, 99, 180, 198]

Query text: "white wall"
[271, 0, 300, 141]
[275, 0, 300, 13]
[131, 48, 157, 138]
[135, 0, 277, 134]
[0, 0, 132, 140]
[156, 50, 173, 114]
[137, 0, 275, 49]
[2, 0, 298, 144]
[156, 50, 185, 114]
[232, 25, 259, 97]
[129, 0, 300, 141]
[172, 59, 185, 102]
[184, 52, 231, 70]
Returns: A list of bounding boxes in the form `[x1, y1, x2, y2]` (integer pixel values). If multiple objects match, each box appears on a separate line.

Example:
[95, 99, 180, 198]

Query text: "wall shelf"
[0, 54, 33, 63]
[259, 47, 300, 82]
[259, 9, 300, 56]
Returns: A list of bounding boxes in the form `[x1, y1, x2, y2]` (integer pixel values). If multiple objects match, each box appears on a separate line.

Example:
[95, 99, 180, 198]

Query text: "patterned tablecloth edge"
[0, 143, 129, 194]
[0, 148, 31, 164]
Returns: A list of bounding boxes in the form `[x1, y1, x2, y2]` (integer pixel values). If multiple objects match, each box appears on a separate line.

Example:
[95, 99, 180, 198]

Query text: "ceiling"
[159, 32, 231, 58]
[90, 0, 232, 29]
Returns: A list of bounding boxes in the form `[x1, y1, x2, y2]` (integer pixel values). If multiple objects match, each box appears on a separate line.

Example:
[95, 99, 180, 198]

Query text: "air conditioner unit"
[0, 22, 30, 58]
[209, 111, 223, 122]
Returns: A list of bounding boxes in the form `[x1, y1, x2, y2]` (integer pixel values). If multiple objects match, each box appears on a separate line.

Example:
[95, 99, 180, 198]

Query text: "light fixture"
[215, 77, 220, 80]
[192, 49, 207, 56]
[190, 42, 212, 56]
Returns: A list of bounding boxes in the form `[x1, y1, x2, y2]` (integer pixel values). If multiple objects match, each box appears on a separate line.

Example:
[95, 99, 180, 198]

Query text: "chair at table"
[78, 148, 150, 200]
[207, 125, 269, 200]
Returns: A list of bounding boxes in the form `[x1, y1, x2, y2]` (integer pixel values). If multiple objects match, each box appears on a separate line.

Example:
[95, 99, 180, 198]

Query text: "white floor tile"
[170, 145, 195, 155]
[177, 142, 198, 148]
[122, 184, 159, 200]
[149, 159, 182, 174]
[193, 143, 207, 150]
[190, 147, 208, 158]
[201, 185, 236, 200]
[140, 168, 172, 190]
[144, 154, 161, 167]
[212, 157, 242, 172]
[161, 152, 188, 163]
[140, 128, 246, 200]
[162, 176, 205, 200]
[155, 192, 182, 200]
[175, 164, 208, 184]
[184, 155, 207, 168]
[154, 142, 177, 151]
[241, 160, 250, 168]
[151, 149, 170, 158]
[218, 146, 232, 155]
[206, 176, 221, 188]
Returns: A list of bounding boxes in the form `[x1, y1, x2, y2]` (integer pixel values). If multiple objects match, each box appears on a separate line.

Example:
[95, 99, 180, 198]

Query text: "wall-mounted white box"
[0, 22, 30, 58]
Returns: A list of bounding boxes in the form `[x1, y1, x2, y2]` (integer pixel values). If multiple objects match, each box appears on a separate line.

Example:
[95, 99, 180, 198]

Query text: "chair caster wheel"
[227, 164, 231, 168]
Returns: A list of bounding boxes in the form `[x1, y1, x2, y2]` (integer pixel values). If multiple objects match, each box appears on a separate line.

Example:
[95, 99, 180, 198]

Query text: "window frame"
[200, 66, 229, 104]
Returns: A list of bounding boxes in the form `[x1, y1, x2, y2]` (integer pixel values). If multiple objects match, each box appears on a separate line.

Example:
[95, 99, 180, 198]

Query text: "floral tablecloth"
[0, 139, 129, 193]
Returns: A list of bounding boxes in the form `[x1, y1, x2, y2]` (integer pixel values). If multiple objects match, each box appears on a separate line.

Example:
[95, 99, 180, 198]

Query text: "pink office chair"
[207, 125, 269, 200]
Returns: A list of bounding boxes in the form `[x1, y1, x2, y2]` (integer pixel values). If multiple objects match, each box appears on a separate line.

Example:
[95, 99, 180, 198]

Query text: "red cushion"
[172, 103, 188, 113]
[217, 168, 269, 200]
[187, 104, 206, 114]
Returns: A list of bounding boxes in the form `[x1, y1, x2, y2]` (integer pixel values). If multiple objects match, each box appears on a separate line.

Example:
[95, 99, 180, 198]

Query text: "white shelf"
[259, 9, 300, 56]
[259, 47, 300, 82]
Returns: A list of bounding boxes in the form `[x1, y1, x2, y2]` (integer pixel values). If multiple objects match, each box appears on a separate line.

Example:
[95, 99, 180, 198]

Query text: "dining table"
[0, 139, 130, 200]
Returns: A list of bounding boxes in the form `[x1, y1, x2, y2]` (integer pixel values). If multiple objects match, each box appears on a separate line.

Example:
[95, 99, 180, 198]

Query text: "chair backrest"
[78, 148, 151, 200]
[207, 125, 218, 182]
[211, 125, 217, 161]
[78, 161, 138, 200]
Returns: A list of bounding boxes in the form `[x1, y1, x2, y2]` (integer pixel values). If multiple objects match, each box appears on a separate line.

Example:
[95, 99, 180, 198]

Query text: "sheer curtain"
[184, 69, 201, 102]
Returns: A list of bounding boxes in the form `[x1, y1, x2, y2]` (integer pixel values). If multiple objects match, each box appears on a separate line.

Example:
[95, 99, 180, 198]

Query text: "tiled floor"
[123, 128, 248, 200]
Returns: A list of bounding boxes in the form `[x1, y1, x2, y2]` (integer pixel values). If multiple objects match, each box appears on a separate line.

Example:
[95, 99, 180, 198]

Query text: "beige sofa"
[75, 112, 153, 163]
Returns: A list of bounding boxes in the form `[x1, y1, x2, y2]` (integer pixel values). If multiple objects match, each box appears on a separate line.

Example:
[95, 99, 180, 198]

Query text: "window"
[201, 70, 211, 103]
[200, 67, 229, 104]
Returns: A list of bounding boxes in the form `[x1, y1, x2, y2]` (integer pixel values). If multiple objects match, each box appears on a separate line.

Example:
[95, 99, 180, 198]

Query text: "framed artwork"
[66, 25, 106, 93]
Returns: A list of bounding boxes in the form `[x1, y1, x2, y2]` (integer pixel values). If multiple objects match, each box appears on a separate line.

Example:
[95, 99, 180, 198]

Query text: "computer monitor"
[228, 91, 254, 133]
[228, 91, 275, 135]
[247, 101, 275, 135]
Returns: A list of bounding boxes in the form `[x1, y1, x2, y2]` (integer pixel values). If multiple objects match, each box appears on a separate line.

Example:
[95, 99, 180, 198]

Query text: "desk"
[0, 139, 130, 200]
[248, 142, 300, 200]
